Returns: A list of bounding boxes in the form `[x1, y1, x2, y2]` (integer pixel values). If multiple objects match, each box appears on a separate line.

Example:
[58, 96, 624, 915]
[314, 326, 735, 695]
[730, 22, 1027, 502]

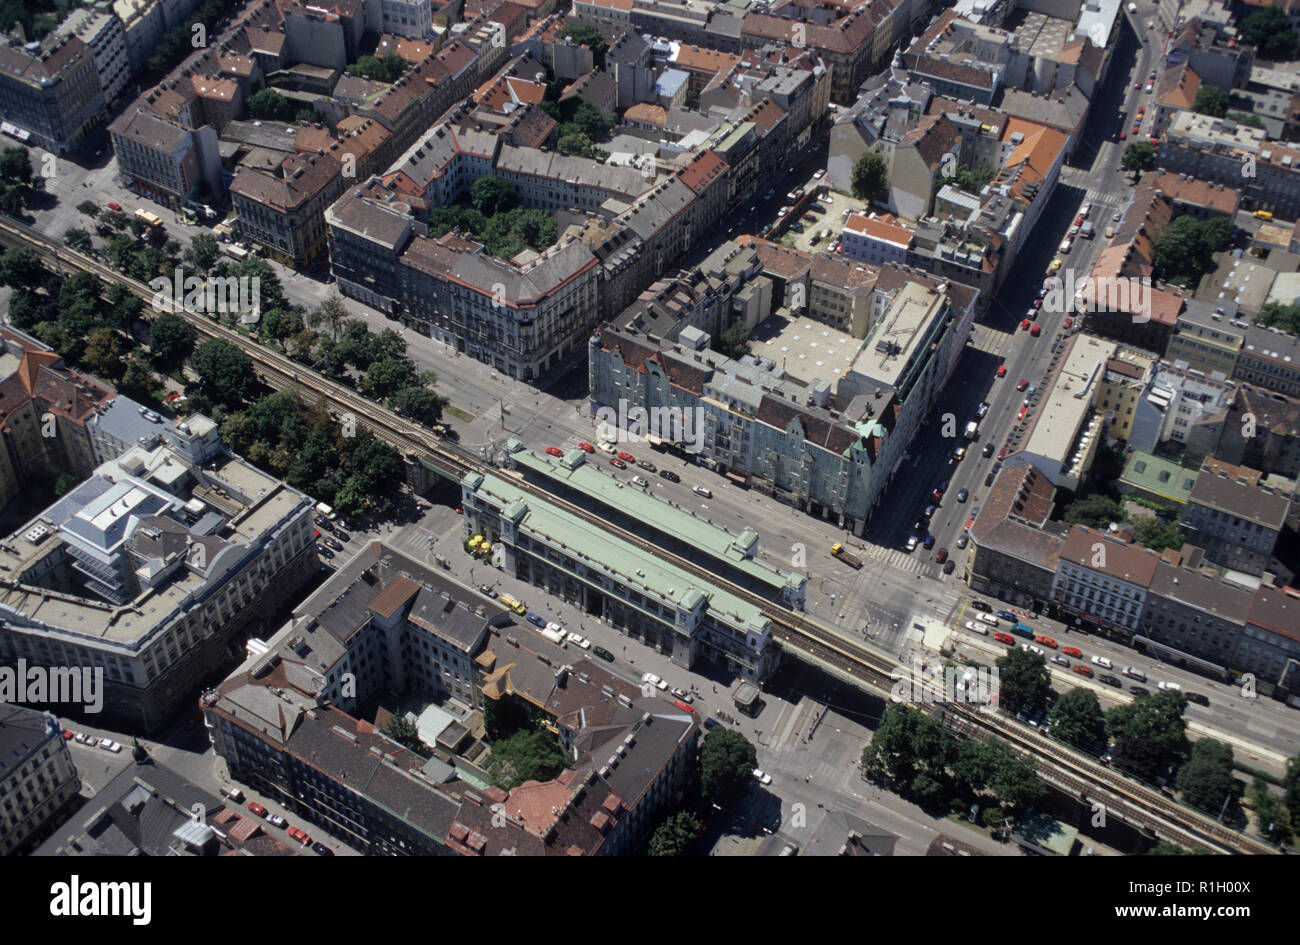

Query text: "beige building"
[1094, 348, 1156, 442]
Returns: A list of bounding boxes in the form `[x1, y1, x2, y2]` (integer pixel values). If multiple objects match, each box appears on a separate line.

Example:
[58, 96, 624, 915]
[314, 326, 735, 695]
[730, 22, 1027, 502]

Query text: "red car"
[1073, 664, 1094, 678]
[1073, 215, 1084, 227]
[545, 446, 563, 457]
[994, 632, 1015, 645]
[288, 826, 312, 845]
[1131, 123, 1140, 135]
[1030, 324, 1041, 337]
[1062, 646, 1083, 658]
[105, 201, 122, 212]
[1119, 130, 1127, 140]
[935, 547, 948, 563]
[1016, 379, 1029, 391]
[248, 802, 268, 818]
[1064, 317, 1074, 328]
[964, 517, 975, 531]
[63, 729, 74, 740]
[932, 487, 943, 501]
[1137, 105, 1145, 116]
[617, 451, 635, 463]
[998, 446, 1010, 460]
[1032, 298, 1042, 309]
[577, 442, 595, 453]
[996, 365, 1007, 378]
[610, 457, 627, 469]
[1017, 407, 1028, 420]
[1020, 319, 1031, 331]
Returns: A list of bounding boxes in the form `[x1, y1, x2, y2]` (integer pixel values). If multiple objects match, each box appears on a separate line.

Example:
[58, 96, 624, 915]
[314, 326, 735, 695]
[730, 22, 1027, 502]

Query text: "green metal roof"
[473, 472, 769, 632]
[1120, 451, 1198, 504]
[511, 449, 805, 598]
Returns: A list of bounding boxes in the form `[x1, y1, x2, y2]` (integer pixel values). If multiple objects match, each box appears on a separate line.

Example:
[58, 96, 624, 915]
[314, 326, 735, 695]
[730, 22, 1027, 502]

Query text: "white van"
[692, 485, 713, 498]
[1123, 666, 1147, 682]
[221, 786, 245, 803]
[315, 501, 337, 521]
[631, 475, 649, 488]
[964, 620, 989, 636]
[976, 613, 1000, 627]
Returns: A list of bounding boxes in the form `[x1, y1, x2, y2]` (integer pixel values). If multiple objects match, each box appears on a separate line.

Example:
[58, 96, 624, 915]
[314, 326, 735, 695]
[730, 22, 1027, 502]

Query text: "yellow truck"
[831, 542, 863, 569]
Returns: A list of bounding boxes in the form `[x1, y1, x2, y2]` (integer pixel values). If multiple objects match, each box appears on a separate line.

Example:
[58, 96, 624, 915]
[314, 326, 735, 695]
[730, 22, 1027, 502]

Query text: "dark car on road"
[324, 537, 343, 552]
[478, 584, 497, 598]
[316, 544, 333, 559]
[312, 843, 334, 856]
[1186, 691, 1210, 706]
[659, 470, 681, 483]
[592, 646, 615, 662]
[1130, 686, 1150, 697]
[982, 442, 995, 457]
[1098, 674, 1122, 687]
[526, 613, 546, 627]
[956, 488, 969, 503]
[943, 559, 956, 574]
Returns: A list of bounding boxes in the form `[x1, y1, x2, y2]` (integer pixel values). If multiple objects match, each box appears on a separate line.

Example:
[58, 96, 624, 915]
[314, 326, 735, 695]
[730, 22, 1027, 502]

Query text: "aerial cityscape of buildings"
[0, 0, 1299, 869]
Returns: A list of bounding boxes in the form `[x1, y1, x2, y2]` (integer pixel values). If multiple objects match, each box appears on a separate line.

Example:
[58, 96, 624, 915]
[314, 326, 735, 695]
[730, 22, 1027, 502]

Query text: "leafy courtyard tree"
[851, 152, 888, 202]
[1241, 6, 1298, 60]
[487, 729, 567, 790]
[1106, 689, 1189, 782]
[191, 338, 255, 408]
[1192, 85, 1229, 118]
[149, 311, 197, 369]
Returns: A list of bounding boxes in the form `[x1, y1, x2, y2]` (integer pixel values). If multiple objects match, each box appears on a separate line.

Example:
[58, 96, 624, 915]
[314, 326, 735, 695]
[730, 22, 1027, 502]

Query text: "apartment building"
[0, 334, 118, 510]
[1127, 359, 1234, 457]
[1158, 111, 1300, 219]
[589, 271, 978, 534]
[231, 150, 344, 268]
[109, 107, 220, 208]
[0, 707, 79, 856]
[0, 415, 317, 734]
[1093, 348, 1157, 443]
[1051, 525, 1163, 636]
[968, 464, 1067, 608]
[57, 8, 131, 105]
[1180, 461, 1292, 576]
[0, 36, 105, 153]
[1218, 385, 1300, 479]
[206, 543, 699, 855]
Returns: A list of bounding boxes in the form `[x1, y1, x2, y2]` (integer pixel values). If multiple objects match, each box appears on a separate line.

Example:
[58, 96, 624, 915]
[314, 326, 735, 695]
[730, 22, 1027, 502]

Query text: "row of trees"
[539, 97, 615, 159]
[146, 0, 240, 75]
[1257, 299, 1300, 334]
[346, 53, 409, 83]
[648, 727, 757, 855]
[1241, 6, 1298, 62]
[862, 703, 1045, 829]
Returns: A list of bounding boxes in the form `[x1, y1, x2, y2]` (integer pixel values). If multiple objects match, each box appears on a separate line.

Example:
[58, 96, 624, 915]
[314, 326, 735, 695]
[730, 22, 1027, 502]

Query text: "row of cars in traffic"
[904, 402, 993, 568]
[314, 513, 352, 561]
[961, 600, 1210, 704]
[63, 729, 122, 752]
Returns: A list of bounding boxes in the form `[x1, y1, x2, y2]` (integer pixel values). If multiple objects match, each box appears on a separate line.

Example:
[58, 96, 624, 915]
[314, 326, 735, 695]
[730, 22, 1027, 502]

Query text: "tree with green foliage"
[1176, 739, 1237, 814]
[390, 386, 444, 426]
[54, 473, 78, 497]
[105, 283, 144, 332]
[1152, 214, 1233, 287]
[64, 228, 92, 251]
[184, 233, 221, 274]
[1121, 142, 1157, 173]
[1133, 515, 1184, 553]
[852, 151, 889, 202]
[1228, 111, 1265, 129]
[1249, 777, 1293, 844]
[83, 328, 126, 381]
[246, 89, 296, 122]
[1049, 688, 1107, 752]
[940, 163, 994, 195]
[487, 728, 567, 790]
[719, 319, 751, 360]
[1257, 300, 1300, 335]
[382, 716, 429, 757]
[0, 247, 44, 289]
[996, 647, 1055, 717]
[0, 146, 31, 185]
[557, 23, 609, 69]
[1241, 5, 1298, 61]
[1106, 689, 1189, 782]
[648, 812, 702, 855]
[149, 312, 197, 369]
[308, 294, 349, 340]
[76, 200, 100, 219]
[471, 176, 520, 217]
[557, 131, 593, 157]
[700, 728, 757, 804]
[1285, 752, 1300, 829]
[1064, 493, 1122, 528]
[572, 101, 613, 141]
[191, 338, 255, 408]
[1192, 85, 1229, 118]
[862, 704, 954, 784]
[346, 52, 409, 82]
[119, 353, 157, 403]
